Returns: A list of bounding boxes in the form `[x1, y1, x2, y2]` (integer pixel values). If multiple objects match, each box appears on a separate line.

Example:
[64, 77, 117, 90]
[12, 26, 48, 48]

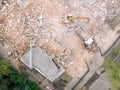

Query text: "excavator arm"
[60, 15, 90, 24]
[78, 16, 90, 23]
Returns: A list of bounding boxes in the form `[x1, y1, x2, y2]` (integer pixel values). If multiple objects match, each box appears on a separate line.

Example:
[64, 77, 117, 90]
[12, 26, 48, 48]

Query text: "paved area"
[89, 72, 112, 90]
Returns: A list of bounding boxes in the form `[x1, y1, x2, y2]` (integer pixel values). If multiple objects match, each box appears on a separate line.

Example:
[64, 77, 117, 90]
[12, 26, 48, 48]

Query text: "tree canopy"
[0, 60, 39, 90]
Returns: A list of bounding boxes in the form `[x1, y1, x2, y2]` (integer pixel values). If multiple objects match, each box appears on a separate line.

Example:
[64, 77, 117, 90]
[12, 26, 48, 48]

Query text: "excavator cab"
[60, 14, 74, 24]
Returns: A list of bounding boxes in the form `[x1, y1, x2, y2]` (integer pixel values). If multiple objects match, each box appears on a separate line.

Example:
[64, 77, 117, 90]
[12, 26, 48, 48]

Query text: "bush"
[0, 60, 11, 79]
[53, 72, 72, 90]
[0, 60, 39, 90]
[111, 45, 120, 57]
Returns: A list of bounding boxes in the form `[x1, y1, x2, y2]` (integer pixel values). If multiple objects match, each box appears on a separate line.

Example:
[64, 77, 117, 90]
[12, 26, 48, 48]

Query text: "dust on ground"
[0, 0, 120, 89]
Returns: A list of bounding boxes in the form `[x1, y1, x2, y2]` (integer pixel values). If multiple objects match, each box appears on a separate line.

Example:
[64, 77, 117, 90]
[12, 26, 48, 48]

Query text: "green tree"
[0, 84, 8, 90]
[0, 60, 11, 79]
[0, 79, 8, 90]
[0, 60, 39, 90]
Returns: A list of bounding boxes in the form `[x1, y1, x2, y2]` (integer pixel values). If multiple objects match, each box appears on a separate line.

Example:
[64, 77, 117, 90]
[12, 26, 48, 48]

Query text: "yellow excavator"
[60, 14, 90, 24]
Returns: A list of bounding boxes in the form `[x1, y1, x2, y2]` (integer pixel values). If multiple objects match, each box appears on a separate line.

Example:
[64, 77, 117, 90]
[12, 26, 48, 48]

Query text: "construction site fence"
[72, 62, 89, 90]
[72, 35, 120, 90]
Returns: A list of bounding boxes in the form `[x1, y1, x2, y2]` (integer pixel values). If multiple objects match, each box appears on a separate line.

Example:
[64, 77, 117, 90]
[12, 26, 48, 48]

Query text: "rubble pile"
[0, 0, 120, 80]
[0, 0, 76, 67]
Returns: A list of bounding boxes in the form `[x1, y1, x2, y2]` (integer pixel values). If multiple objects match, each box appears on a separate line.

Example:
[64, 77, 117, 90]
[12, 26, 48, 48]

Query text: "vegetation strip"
[104, 44, 120, 90]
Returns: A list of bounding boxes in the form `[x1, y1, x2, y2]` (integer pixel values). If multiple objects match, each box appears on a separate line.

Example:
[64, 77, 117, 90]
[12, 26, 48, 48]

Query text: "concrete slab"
[21, 47, 65, 81]
[89, 72, 112, 90]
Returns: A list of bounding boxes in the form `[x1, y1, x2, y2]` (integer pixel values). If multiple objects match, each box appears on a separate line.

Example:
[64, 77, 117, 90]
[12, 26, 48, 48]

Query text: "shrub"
[0, 60, 39, 90]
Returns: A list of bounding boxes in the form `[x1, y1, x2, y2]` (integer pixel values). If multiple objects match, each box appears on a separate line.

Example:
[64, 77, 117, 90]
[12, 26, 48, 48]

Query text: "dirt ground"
[0, 0, 120, 89]
[0, 0, 92, 78]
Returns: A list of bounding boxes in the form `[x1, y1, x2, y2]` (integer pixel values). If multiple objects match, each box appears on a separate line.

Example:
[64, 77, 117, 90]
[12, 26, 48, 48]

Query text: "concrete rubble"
[0, 0, 120, 89]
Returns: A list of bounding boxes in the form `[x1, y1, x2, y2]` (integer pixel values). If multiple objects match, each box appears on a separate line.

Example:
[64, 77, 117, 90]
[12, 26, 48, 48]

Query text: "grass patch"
[104, 60, 120, 90]
[105, 44, 120, 60]
[53, 72, 72, 90]
[104, 44, 120, 90]
[111, 45, 120, 55]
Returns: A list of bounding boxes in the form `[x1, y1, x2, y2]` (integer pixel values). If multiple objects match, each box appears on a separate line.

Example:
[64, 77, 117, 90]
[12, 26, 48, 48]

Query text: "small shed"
[20, 47, 64, 81]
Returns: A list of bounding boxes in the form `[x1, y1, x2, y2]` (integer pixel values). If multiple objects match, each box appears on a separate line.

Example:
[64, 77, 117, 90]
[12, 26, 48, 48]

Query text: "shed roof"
[20, 47, 64, 81]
